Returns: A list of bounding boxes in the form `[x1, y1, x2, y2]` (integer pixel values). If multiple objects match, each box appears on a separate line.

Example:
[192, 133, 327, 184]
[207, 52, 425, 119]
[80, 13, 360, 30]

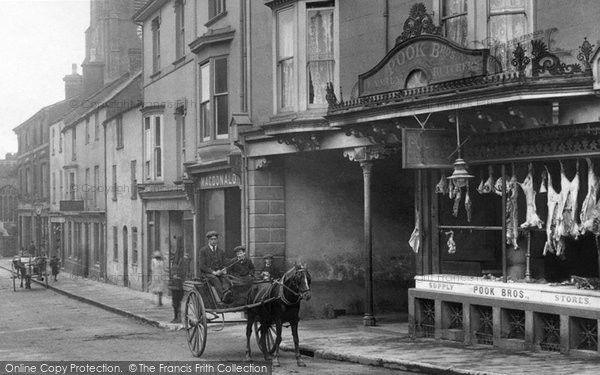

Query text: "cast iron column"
[360, 159, 375, 326]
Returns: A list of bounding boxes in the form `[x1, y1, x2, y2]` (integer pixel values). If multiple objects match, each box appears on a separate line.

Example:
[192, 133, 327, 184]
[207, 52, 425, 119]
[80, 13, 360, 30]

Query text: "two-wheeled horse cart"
[183, 277, 277, 357]
[11, 255, 49, 291]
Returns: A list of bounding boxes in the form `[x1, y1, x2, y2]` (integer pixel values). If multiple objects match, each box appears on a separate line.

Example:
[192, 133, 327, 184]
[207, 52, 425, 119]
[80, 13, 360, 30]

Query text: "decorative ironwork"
[511, 43, 530, 75]
[577, 37, 595, 76]
[277, 133, 321, 152]
[575, 317, 598, 351]
[325, 82, 338, 108]
[415, 299, 435, 338]
[447, 302, 463, 329]
[344, 125, 401, 145]
[531, 39, 582, 77]
[465, 122, 600, 163]
[395, 3, 442, 44]
[506, 309, 525, 340]
[343, 145, 397, 163]
[475, 305, 493, 345]
[540, 313, 561, 352]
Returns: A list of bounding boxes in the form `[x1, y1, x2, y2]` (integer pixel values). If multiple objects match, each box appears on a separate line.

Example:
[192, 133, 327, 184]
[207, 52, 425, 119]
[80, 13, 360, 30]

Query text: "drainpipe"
[240, 0, 247, 112]
[384, 0, 390, 52]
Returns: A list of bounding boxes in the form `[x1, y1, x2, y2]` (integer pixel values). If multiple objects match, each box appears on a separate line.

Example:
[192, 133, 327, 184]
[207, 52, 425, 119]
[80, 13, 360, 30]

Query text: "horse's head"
[281, 263, 311, 303]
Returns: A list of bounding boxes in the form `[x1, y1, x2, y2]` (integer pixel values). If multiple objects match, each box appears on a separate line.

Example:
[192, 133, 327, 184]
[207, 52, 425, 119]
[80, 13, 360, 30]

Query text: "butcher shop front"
[326, 19, 600, 355]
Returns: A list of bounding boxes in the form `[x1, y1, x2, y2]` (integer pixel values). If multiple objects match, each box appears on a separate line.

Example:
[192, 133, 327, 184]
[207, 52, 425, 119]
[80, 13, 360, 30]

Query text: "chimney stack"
[82, 61, 105, 98]
[63, 63, 83, 99]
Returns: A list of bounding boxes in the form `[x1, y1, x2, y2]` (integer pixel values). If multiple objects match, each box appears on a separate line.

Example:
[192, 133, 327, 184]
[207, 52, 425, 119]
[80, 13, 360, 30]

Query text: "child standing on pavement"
[149, 251, 167, 306]
[49, 255, 61, 281]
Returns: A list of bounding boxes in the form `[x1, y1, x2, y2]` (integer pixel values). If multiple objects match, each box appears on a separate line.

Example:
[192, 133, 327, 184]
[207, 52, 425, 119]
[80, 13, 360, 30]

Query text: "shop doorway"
[200, 187, 241, 256]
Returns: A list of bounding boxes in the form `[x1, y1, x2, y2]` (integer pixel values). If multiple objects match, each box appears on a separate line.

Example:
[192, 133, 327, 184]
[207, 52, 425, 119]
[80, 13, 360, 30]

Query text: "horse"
[12, 256, 47, 289]
[245, 263, 311, 367]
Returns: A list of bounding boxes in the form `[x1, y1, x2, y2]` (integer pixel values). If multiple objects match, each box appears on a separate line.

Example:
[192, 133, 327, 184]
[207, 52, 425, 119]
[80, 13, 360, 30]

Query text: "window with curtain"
[277, 8, 295, 110]
[151, 17, 161, 73]
[209, 0, 226, 20]
[442, 0, 468, 46]
[214, 57, 228, 138]
[143, 114, 163, 180]
[200, 63, 211, 141]
[307, 5, 334, 106]
[488, 0, 527, 71]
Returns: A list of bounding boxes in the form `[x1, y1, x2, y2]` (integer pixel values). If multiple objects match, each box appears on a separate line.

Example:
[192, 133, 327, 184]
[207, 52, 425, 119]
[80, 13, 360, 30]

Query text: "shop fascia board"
[328, 86, 595, 128]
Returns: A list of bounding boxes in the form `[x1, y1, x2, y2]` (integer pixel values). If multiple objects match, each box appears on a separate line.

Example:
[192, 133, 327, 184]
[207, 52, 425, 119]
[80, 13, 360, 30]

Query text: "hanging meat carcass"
[543, 166, 564, 256]
[452, 185, 462, 217]
[435, 173, 448, 195]
[448, 178, 456, 199]
[580, 158, 599, 234]
[465, 184, 472, 222]
[556, 160, 580, 242]
[519, 163, 544, 229]
[445, 230, 456, 254]
[494, 171, 519, 249]
[477, 170, 485, 194]
[408, 208, 421, 254]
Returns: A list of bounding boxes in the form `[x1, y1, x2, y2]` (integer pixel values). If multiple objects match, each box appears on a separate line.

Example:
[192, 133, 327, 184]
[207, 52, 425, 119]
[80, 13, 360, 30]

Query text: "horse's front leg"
[291, 322, 306, 366]
[272, 320, 283, 367]
[245, 316, 253, 362]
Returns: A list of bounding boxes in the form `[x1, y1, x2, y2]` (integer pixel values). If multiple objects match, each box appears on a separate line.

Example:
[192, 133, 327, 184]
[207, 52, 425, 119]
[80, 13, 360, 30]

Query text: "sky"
[0, 0, 90, 158]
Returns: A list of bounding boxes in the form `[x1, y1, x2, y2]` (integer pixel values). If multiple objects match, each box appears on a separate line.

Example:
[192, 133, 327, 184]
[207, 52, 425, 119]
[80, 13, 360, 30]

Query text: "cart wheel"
[254, 322, 277, 355]
[184, 290, 207, 357]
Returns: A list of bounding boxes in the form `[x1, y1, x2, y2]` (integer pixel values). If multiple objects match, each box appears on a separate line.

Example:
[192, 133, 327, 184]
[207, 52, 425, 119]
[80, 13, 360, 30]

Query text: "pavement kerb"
[0, 263, 171, 329]
[278, 342, 503, 375]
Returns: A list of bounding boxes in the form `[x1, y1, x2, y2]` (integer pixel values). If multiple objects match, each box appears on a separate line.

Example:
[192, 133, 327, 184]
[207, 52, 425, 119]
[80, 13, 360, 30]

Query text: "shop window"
[273, 1, 338, 113]
[199, 57, 228, 141]
[441, 0, 468, 46]
[143, 114, 163, 180]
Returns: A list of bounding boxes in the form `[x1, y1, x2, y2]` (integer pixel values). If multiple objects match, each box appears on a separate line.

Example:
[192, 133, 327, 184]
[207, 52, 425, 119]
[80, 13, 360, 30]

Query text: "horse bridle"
[276, 267, 311, 305]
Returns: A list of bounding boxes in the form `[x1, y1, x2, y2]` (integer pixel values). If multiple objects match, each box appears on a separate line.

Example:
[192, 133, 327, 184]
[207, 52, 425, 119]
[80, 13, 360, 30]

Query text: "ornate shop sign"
[402, 128, 455, 169]
[359, 35, 489, 96]
[199, 172, 240, 190]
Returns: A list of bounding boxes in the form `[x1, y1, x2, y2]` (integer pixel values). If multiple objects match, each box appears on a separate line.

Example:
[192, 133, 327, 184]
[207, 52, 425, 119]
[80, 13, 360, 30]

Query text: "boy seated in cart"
[225, 246, 255, 306]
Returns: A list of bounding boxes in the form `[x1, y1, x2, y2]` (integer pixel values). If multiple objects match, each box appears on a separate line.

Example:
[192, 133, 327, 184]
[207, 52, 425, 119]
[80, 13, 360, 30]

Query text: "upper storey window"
[209, 0, 226, 20]
[175, 0, 185, 59]
[199, 57, 229, 141]
[273, 1, 338, 114]
[488, 0, 528, 70]
[151, 17, 161, 73]
[441, 0, 468, 46]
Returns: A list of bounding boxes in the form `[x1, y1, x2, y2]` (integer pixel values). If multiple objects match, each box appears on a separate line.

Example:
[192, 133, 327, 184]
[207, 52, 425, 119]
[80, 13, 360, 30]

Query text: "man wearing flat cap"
[260, 254, 282, 281]
[227, 246, 255, 284]
[198, 231, 232, 303]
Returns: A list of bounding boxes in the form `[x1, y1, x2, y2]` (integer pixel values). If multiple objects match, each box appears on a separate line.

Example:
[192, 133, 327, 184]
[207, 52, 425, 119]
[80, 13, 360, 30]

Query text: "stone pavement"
[2, 258, 600, 374]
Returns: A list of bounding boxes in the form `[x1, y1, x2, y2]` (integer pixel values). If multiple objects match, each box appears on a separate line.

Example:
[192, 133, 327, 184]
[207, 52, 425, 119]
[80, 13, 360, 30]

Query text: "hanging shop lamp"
[447, 111, 474, 188]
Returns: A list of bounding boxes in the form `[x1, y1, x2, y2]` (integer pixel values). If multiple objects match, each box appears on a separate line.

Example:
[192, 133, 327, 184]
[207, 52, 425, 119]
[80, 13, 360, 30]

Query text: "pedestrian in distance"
[49, 255, 61, 281]
[149, 251, 168, 306]
[168, 250, 190, 323]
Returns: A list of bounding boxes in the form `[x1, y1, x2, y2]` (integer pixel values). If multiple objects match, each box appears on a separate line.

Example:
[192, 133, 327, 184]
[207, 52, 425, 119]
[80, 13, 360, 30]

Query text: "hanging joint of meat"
[519, 163, 544, 229]
[445, 230, 456, 254]
[435, 173, 448, 195]
[482, 165, 494, 194]
[580, 158, 599, 235]
[465, 184, 472, 222]
[452, 185, 462, 217]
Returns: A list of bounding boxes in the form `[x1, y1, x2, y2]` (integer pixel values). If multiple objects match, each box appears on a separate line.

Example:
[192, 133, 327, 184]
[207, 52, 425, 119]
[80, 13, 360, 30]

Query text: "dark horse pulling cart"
[11, 255, 49, 291]
[183, 264, 311, 366]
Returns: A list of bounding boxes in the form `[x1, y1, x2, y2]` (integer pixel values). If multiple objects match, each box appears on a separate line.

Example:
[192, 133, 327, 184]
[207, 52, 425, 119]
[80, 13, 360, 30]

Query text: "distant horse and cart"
[183, 264, 311, 366]
[11, 255, 49, 291]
